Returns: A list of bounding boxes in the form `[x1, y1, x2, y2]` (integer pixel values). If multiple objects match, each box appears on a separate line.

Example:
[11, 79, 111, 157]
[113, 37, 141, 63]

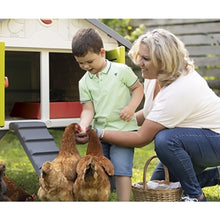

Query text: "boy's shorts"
[101, 141, 134, 177]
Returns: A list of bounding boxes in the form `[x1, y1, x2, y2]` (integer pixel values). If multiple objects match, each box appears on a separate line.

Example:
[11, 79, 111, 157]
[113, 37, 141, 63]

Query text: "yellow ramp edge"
[0, 42, 5, 127]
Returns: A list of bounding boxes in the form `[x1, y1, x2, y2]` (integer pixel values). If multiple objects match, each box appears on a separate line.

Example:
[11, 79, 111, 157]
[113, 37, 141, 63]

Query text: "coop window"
[5, 51, 40, 117]
[49, 52, 85, 102]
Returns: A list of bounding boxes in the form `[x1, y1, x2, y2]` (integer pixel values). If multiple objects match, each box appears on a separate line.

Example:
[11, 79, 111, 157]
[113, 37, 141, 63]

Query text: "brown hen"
[73, 128, 114, 201]
[38, 123, 81, 201]
[0, 162, 35, 201]
[3, 176, 35, 201]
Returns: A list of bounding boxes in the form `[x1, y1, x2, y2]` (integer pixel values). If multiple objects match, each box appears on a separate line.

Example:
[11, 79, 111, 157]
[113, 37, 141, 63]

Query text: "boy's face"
[74, 48, 106, 75]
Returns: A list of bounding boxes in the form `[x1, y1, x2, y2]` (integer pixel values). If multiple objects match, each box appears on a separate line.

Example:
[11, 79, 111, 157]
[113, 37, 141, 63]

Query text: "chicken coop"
[0, 19, 131, 130]
[0, 19, 132, 176]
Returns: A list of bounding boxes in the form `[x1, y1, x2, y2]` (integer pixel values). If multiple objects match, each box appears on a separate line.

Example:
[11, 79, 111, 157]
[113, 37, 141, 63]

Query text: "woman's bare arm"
[102, 119, 166, 148]
[135, 109, 145, 126]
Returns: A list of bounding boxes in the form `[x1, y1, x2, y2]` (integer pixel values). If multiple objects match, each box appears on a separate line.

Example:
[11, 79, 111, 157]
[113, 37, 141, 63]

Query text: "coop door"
[0, 42, 5, 127]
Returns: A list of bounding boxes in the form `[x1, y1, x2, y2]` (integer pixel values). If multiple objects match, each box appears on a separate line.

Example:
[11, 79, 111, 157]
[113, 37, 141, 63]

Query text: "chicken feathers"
[38, 123, 81, 201]
[1, 162, 35, 201]
[0, 162, 10, 201]
[73, 128, 114, 201]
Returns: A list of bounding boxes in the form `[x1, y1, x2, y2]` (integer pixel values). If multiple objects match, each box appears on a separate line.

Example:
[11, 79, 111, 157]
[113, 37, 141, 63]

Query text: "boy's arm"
[79, 101, 94, 132]
[119, 81, 144, 122]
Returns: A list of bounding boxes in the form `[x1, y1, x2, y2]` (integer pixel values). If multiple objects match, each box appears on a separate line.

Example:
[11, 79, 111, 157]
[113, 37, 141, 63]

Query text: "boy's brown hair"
[72, 28, 104, 57]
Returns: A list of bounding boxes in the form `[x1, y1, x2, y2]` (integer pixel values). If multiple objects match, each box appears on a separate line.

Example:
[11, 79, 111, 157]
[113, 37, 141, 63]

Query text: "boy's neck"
[96, 60, 107, 77]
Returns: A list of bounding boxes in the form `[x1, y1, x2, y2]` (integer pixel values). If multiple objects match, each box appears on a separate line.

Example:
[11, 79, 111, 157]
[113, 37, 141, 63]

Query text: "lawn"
[0, 128, 219, 201]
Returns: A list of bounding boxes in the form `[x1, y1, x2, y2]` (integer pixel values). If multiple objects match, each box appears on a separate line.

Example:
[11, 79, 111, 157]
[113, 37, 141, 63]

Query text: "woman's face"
[136, 43, 159, 79]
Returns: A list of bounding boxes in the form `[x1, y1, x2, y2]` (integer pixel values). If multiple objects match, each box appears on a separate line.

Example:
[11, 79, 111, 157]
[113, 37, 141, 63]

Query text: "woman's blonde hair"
[128, 28, 194, 87]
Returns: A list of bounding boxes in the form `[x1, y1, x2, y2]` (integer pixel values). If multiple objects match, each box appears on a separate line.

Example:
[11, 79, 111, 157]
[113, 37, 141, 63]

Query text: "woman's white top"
[143, 79, 157, 118]
[145, 70, 220, 134]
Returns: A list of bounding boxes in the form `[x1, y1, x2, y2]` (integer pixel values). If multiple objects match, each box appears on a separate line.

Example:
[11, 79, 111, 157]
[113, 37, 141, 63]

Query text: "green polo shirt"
[79, 60, 138, 131]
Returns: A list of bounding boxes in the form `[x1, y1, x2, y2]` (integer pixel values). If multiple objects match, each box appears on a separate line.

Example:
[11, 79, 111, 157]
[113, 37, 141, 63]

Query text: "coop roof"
[0, 19, 132, 50]
[86, 19, 132, 49]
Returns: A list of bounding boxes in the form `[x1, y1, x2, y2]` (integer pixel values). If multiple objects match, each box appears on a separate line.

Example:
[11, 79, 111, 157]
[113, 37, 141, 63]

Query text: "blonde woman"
[76, 29, 220, 201]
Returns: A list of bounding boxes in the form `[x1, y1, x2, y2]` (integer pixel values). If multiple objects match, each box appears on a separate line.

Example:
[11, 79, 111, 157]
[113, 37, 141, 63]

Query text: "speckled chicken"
[38, 123, 81, 201]
[73, 127, 114, 201]
[0, 162, 10, 201]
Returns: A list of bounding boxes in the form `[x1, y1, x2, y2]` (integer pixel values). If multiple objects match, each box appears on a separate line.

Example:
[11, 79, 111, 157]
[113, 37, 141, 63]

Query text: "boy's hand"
[119, 105, 134, 122]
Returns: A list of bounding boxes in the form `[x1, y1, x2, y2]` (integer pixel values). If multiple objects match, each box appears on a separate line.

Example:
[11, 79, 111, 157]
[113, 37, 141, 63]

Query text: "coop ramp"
[9, 122, 59, 177]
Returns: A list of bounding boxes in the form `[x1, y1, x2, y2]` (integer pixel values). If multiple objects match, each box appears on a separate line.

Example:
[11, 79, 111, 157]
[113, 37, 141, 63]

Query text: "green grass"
[0, 128, 219, 201]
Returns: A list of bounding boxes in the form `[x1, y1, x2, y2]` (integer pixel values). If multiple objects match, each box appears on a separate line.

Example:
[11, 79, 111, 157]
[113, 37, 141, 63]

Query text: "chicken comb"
[74, 124, 89, 133]
[32, 194, 36, 201]
[74, 124, 82, 133]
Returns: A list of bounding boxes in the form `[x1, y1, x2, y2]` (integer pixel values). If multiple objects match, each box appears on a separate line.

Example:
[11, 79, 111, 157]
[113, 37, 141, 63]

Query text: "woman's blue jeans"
[151, 127, 220, 198]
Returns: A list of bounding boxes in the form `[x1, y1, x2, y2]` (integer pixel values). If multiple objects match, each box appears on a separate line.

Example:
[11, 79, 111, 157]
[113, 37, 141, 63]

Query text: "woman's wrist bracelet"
[100, 129, 105, 140]
[95, 128, 105, 140]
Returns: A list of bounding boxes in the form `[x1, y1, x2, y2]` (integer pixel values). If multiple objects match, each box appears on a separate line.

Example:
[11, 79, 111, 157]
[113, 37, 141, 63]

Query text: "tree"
[100, 19, 145, 42]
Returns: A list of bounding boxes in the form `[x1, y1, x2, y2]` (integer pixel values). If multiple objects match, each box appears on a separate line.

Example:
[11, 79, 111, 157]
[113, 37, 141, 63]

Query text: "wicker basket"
[132, 155, 183, 202]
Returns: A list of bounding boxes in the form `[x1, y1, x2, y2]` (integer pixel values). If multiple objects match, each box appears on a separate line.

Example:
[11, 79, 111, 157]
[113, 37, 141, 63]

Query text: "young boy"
[72, 28, 143, 201]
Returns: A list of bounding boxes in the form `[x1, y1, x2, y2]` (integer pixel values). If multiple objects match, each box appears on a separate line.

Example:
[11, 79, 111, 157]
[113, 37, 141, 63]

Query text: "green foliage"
[100, 19, 145, 42]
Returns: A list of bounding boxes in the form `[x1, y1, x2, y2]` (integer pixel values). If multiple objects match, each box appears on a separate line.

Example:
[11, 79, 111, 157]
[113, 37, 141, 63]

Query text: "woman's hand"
[74, 124, 89, 144]
[75, 131, 89, 144]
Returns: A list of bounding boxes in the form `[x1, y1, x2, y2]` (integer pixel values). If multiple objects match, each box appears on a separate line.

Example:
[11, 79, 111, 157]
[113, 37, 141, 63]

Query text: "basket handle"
[143, 155, 170, 190]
